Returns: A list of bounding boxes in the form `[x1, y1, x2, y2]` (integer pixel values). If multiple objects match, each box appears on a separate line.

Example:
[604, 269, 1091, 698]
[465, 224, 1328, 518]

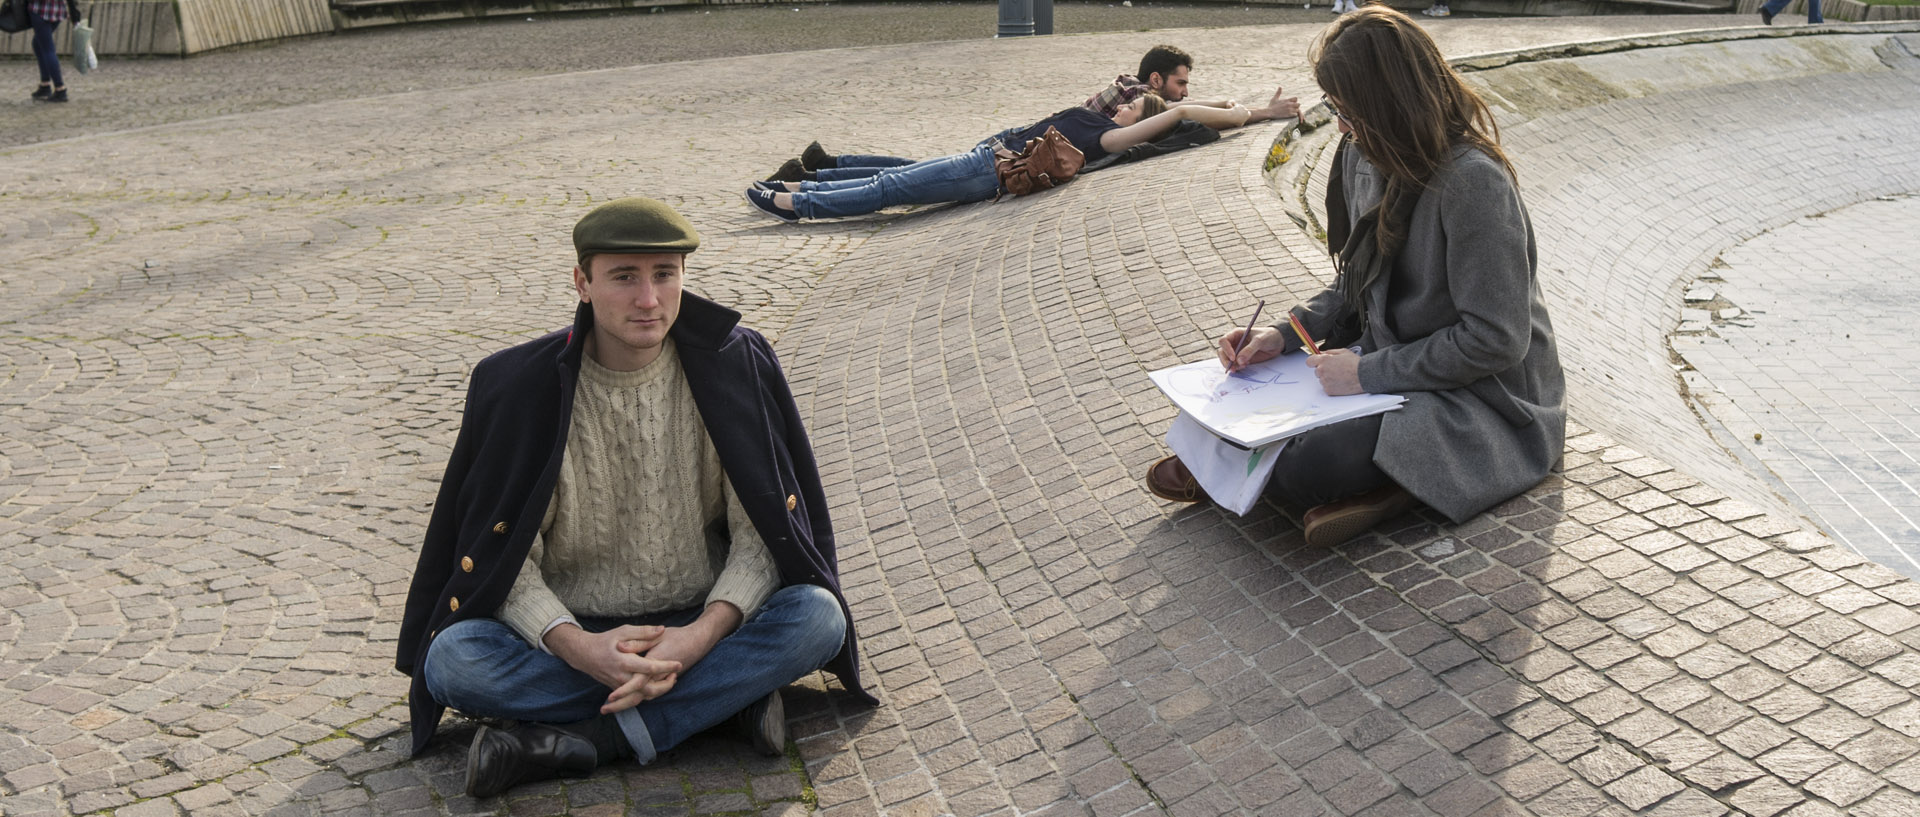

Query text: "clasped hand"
[1216, 325, 1363, 396]
[549, 622, 720, 714]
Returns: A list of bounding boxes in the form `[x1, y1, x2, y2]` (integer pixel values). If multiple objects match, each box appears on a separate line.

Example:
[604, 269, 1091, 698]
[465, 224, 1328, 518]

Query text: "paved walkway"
[6, 11, 1920, 817]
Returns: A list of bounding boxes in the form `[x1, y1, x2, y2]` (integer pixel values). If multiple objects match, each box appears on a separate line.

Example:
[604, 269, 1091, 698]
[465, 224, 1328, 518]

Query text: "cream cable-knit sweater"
[497, 339, 779, 647]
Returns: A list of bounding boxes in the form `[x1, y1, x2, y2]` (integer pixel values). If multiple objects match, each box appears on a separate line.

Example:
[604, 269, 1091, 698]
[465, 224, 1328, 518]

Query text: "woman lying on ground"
[742, 92, 1272, 222]
[1145, 5, 1567, 547]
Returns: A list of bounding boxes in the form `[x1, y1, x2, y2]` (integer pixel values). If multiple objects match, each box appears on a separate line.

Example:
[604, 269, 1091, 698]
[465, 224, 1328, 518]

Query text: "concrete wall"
[179, 0, 332, 53]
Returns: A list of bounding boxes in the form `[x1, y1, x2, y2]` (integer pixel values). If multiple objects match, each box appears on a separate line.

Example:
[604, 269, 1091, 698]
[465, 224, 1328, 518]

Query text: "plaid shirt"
[27, 0, 68, 22]
[1082, 74, 1149, 119]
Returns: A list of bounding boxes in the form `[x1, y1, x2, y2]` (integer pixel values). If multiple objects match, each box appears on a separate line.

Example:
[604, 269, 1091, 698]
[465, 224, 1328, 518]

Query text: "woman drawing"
[1145, 5, 1567, 547]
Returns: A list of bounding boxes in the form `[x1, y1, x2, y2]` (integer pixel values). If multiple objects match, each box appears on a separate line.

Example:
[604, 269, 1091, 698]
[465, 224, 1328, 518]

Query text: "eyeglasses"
[1323, 97, 1353, 127]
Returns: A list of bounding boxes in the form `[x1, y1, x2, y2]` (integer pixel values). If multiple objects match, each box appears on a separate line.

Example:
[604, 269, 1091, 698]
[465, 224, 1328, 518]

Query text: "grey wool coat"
[1286, 139, 1567, 523]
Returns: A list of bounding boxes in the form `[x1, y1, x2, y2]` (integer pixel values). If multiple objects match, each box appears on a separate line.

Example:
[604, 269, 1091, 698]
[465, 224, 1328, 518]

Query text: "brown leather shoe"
[1301, 485, 1415, 548]
[1144, 455, 1210, 503]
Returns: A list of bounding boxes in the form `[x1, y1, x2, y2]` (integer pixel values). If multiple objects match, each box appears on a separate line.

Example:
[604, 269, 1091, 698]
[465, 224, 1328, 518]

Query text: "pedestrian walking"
[27, 0, 76, 102]
[1760, 0, 1822, 25]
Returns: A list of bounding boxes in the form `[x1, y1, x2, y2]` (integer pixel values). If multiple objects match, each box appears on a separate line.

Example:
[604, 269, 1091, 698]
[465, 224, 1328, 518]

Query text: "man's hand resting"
[545, 623, 683, 714]
[546, 602, 745, 714]
[621, 600, 744, 674]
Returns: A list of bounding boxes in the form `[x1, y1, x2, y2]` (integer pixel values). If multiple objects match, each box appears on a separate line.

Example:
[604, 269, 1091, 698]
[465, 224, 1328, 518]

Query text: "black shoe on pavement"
[46, 88, 67, 103]
[801, 141, 836, 171]
[1760, 8, 1775, 23]
[465, 722, 599, 799]
[744, 188, 799, 223]
[766, 157, 805, 183]
[31, 85, 50, 100]
[735, 690, 786, 756]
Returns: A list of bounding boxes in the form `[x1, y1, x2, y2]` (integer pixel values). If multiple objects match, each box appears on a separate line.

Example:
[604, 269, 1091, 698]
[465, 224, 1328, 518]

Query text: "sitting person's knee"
[779, 584, 847, 657]
[423, 618, 508, 703]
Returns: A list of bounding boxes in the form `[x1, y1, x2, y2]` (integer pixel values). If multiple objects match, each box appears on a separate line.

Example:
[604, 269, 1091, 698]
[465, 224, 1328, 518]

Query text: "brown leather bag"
[994, 126, 1086, 197]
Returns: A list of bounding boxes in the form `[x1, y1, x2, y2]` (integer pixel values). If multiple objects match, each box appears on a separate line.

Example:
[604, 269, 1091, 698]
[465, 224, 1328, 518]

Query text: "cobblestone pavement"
[1673, 195, 1920, 578]
[9, 11, 1920, 817]
[0, 1, 1347, 149]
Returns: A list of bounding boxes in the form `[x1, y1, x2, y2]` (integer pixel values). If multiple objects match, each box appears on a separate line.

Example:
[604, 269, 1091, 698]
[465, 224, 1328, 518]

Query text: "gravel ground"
[1, 1, 1363, 148]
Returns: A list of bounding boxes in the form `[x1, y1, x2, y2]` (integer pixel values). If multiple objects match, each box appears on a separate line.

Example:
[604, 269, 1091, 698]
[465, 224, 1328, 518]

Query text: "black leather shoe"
[1760, 8, 1774, 23]
[766, 157, 805, 183]
[465, 722, 598, 798]
[735, 690, 786, 756]
[801, 141, 836, 171]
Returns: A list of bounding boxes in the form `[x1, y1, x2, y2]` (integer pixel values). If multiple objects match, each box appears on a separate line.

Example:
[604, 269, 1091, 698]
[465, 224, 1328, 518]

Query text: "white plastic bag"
[1166, 412, 1284, 516]
[72, 18, 96, 74]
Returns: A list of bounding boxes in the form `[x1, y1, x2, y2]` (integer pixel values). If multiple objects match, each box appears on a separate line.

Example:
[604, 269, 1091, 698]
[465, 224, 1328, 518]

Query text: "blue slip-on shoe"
[744, 188, 799, 223]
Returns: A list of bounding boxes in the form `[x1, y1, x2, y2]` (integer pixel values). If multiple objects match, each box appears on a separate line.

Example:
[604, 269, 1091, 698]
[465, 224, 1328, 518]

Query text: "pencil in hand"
[1229, 299, 1266, 372]
[1287, 312, 1321, 355]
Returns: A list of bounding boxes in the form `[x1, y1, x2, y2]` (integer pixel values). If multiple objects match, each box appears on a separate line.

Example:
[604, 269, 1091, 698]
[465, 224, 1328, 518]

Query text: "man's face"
[1148, 64, 1191, 102]
[572, 252, 684, 369]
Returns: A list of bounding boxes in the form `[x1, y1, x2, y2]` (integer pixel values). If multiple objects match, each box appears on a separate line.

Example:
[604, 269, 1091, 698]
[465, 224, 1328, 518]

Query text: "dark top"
[1082, 120, 1220, 173]
[396, 293, 874, 755]
[1002, 107, 1122, 164]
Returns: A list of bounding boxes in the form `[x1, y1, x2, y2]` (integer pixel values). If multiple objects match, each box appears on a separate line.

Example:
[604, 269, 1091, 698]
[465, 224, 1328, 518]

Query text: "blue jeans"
[1761, 0, 1822, 22]
[29, 10, 62, 87]
[422, 584, 846, 763]
[816, 154, 917, 182]
[792, 143, 1000, 219]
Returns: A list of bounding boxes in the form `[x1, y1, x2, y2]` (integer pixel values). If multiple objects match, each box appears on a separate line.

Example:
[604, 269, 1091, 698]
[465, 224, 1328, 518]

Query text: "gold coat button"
[786, 494, 798, 511]
[448, 597, 460, 612]
[492, 521, 508, 534]
[460, 556, 474, 573]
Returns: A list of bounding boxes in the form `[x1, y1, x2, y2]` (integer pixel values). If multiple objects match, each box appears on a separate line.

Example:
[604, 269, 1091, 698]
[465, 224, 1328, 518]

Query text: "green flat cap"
[573, 197, 700, 257]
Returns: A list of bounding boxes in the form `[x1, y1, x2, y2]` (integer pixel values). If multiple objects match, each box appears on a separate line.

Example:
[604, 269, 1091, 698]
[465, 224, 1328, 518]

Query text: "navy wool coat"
[396, 293, 873, 755]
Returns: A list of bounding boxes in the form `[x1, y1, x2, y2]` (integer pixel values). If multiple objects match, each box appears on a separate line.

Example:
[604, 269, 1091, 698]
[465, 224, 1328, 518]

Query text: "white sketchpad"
[1149, 351, 1405, 449]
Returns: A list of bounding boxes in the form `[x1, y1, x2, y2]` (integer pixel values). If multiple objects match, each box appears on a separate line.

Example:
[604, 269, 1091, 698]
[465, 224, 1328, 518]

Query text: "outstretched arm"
[1099, 85, 1301, 152]
[1178, 87, 1299, 124]
[1243, 86, 1300, 125]
[1100, 105, 1245, 152]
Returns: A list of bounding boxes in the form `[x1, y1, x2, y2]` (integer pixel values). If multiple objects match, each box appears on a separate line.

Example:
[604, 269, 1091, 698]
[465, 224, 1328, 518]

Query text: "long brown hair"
[1311, 4, 1513, 256]
[1136, 92, 1168, 120]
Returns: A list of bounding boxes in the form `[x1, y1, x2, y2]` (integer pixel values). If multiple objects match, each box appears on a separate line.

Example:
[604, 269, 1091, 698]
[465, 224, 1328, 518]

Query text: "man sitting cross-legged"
[394, 197, 873, 798]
